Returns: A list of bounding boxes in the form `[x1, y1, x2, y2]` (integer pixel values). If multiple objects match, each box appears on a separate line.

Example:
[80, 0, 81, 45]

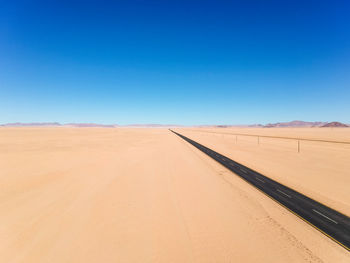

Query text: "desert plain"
[0, 127, 350, 262]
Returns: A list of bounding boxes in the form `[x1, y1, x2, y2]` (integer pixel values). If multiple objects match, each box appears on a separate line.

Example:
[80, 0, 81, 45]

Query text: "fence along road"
[170, 130, 350, 252]
[185, 128, 350, 153]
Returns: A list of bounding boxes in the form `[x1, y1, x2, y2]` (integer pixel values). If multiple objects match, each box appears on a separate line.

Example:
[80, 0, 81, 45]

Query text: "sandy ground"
[176, 128, 350, 217]
[0, 127, 349, 262]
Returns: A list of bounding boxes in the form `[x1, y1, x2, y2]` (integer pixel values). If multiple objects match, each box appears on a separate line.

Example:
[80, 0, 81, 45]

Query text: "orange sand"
[177, 128, 350, 217]
[0, 127, 349, 262]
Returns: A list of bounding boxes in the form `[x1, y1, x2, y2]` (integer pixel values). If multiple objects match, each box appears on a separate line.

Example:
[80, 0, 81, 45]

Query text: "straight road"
[171, 130, 350, 252]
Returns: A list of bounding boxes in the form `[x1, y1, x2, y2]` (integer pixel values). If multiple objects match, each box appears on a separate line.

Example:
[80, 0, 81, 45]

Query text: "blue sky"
[1, 0, 349, 125]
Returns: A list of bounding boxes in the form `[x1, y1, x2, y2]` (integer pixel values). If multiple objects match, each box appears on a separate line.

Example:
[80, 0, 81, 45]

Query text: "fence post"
[298, 140, 300, 153]
[258, 136, 260, 145]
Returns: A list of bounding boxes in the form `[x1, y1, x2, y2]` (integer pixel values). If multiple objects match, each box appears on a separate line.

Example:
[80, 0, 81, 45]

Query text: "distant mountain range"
[0, 122, 118, 128]
[212, 120, 349, 128]
[263, 120, 327, 128]
[0, 122, 62, 127]
[1, 121, 348, 128]
[263, 120, 349, 128]
[0, 122, 181, 128]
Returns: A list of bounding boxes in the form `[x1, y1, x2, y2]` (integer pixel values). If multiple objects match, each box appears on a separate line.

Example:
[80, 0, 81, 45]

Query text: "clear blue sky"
[1, 0, 349, 125]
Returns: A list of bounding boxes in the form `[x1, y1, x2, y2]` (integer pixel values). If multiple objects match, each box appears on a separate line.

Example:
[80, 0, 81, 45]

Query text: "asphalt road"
[170, 130, 350, 251]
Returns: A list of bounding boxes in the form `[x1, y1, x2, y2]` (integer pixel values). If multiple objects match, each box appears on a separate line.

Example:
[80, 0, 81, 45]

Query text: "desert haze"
[0, 127, 349, 262]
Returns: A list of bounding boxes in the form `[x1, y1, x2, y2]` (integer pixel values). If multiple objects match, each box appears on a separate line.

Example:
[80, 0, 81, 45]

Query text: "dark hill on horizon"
[263, 120, 327, 128]
[321, 122, 348, 128]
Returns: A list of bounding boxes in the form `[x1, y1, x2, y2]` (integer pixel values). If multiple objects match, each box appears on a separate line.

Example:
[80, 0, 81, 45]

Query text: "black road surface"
[170, 130, 350, 251]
